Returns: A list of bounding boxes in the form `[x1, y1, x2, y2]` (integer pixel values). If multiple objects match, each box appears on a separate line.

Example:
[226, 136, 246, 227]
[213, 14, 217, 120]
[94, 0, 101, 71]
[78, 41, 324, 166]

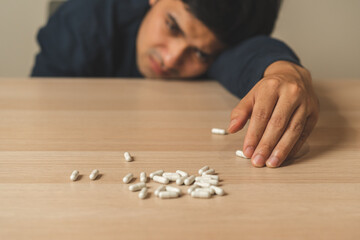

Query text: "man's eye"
[166, 20, 179, 34]
[195, 50, 209, 63]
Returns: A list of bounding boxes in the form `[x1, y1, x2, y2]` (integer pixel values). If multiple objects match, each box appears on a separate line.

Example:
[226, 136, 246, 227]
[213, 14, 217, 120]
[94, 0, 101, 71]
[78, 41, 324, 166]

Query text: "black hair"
[181, 0, 282, 46]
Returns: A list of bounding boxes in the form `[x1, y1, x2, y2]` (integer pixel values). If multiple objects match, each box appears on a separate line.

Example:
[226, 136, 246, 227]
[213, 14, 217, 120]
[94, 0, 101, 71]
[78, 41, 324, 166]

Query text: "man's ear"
[149, 0, 158, 7]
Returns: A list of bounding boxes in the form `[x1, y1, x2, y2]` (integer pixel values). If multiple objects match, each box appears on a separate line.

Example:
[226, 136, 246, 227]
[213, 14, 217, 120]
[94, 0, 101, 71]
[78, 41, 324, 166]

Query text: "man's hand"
[227, 61, 320, 168]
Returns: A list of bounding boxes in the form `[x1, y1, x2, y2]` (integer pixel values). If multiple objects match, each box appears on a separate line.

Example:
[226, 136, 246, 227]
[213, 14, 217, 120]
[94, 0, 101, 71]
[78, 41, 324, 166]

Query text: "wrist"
[264, 61, 311, 83]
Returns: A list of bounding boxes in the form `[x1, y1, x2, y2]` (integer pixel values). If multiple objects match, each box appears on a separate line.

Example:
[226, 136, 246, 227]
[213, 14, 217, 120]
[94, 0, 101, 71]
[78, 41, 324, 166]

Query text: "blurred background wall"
[0, 0, 359, 79]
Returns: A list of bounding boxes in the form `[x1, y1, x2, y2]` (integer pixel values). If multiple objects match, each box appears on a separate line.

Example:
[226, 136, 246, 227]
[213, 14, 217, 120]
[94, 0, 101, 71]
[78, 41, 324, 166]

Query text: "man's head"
[136, 0, 282, 79]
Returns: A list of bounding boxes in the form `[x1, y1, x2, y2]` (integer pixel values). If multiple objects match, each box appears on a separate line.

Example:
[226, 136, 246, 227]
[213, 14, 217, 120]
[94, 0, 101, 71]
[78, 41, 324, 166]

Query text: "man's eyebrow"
[167, 13, 214, 57]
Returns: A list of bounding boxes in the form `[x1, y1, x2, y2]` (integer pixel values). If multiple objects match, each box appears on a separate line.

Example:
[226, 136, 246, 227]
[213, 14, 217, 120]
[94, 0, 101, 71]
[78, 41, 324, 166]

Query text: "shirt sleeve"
[31, 0, 116, 77]
[207, 35, 301, 99]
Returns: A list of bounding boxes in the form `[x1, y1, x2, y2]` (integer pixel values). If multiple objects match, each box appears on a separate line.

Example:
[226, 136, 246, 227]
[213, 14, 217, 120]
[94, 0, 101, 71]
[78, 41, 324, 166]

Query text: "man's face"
[136, 0, 225, 79]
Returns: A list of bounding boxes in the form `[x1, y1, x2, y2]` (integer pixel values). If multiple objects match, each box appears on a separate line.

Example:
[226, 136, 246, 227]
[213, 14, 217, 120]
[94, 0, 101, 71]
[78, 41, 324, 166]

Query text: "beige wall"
[0, 0, 359, 79]
[272, 0, 360, 79]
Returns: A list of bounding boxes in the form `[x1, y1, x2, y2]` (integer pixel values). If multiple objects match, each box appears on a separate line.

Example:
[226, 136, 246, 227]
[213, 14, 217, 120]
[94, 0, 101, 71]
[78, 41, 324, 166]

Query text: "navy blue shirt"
[32, 0, 301, 98]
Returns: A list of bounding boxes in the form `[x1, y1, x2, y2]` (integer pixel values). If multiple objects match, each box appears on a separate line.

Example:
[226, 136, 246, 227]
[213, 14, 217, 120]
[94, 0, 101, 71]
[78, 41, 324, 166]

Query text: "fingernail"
[267, 156, 279, 168]
[244, 146, 254, 158]
[253, 154, 265, 167]
[227, 119, 238, 133]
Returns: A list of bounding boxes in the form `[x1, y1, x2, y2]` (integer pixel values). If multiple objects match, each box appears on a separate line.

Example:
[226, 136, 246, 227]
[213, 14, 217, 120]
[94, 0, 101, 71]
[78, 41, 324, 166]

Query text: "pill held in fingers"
[123, 173, 134, 183]
[89, 169, 99, 180]
[211, 128, 227, 135]
[70, 170, 79, 181]
[236, 150, 250, 159]
[124, 152, 133, 162]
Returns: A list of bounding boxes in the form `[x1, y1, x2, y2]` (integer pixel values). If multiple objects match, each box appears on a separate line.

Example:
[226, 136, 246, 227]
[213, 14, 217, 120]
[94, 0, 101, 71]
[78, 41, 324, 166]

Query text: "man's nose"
[163, 41, 187, 69]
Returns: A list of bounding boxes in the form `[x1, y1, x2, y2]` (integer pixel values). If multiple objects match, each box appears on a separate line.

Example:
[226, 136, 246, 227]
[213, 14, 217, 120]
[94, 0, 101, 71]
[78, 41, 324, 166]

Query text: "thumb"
[227, 93, 253, 133]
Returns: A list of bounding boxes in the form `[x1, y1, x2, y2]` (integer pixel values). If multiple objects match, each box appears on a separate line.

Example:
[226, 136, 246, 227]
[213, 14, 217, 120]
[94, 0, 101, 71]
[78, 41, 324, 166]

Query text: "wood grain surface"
[0, 78, 359, 240]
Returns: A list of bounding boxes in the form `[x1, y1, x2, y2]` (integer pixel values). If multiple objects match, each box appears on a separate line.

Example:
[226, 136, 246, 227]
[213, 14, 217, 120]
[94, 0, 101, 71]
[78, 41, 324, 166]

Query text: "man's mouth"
[149, 55, 169, 77]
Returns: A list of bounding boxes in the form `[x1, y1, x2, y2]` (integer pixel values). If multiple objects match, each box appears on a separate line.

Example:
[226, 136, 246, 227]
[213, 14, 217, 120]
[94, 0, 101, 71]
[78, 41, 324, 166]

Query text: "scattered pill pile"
[124, 166, 225, 199]
[68, 128, 248, 200]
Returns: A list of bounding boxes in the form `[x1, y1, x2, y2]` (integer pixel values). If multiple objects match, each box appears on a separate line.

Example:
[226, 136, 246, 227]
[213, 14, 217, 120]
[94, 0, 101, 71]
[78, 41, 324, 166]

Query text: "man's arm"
[208, 36, 319, 168]
[208, 35, 301, 98]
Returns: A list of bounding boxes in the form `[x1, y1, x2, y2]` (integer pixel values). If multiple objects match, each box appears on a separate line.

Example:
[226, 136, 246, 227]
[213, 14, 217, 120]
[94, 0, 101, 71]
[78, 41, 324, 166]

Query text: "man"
[32, 0, 319, 168]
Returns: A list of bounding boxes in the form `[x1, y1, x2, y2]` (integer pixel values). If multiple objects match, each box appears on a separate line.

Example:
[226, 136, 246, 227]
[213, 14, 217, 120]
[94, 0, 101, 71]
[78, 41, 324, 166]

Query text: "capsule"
[140, 172, 147, 183]
[210, 186, 225, 196]
[202, 169, 215, 175]
[150, 170, 164, 179]
[70, 170, 79, 181]
[195, 178, 219, 186]
[194, 182, 211, 188]
[162, 172, 180, 181]
[129, 182, 146, 192]
[187, 185, 199, 194]
[138, 187, 148, 199]
[89, 169, 99, 180]
[236, 150, 250, 159]
[191, 191, 211, 199]
[184, 175, 196, 185]
[176, 176, 187, 185]
[211, 128, 227, 135]
[198, 175, 219, 180]
[176, 170, 189, 177]
[198, 166, 209, 175]
[124, 152, 133, 162]
[195, 187, 215, 195]
[123, 173, 134, 183]
[155, 185, 166, 196]
[153, 175, 169, 184]
[159, 191, 179, 199]
[165, 186, 181, 195]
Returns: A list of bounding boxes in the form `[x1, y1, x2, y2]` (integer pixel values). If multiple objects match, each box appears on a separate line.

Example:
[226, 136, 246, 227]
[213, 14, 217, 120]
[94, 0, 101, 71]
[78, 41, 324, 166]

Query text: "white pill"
[165, 186, 181, 195]
[123, 173, 134, 184]
[159, 191, 179, 199]
[129, 182, 146, 192]
[195, 178, 219, 186]
[199, 175, 219, 180]
[138, 187, 148, 199]
[124, 152, 133, 162]
[70, 170, 79, 181]
[176, 170, 189, 177]
[153, 175, 169, 184]
[210, 186, 225, 196]
[236, 150, 250, 159]
[191, 191, 211, 199]
[195, 187, 215, 195]
[176, 176, 187, 185]
[187, 185, 199, 194]
[211, 128, 227, 135]
[184, 175, 196, 185]
[155, 185, 166, 196]
[198, 166, 209, 175]
[150, 170, 164, 179]
[140, 172, 147, 183]
[89, 169, 99, 180]
[202, 169, 215, 175]
[194, 182, 211, 188]
[162, 172, 180, 181]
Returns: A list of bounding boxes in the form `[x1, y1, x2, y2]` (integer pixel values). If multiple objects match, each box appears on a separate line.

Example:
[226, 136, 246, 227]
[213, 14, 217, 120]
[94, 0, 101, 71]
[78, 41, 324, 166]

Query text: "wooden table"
[0, 78, 359, 240]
